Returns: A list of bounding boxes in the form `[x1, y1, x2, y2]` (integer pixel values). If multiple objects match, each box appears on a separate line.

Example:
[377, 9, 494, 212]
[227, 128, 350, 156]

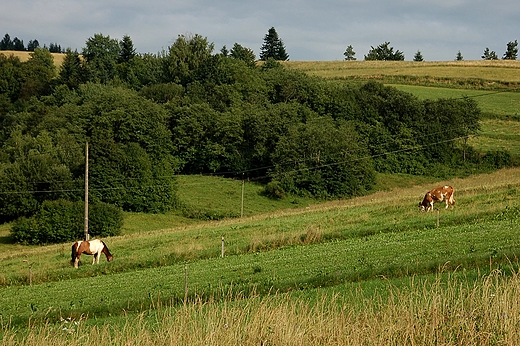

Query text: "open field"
[392, 85, 520, 118]
[1, 167, 520, 344]
[283, 60, 520, 87]
[0, 50, 66, 67]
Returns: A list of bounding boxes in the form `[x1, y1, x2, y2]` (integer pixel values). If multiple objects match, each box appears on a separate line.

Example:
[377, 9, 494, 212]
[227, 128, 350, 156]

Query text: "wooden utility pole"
[84, 142, 89, 241]
[241, 173, 245, 217]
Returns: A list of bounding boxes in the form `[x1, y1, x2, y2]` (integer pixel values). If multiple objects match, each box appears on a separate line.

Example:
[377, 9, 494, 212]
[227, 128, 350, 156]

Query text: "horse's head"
[107, 254, 114, 262]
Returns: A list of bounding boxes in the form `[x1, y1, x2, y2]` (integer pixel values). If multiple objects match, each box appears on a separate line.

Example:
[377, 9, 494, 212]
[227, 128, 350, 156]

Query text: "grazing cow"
[71, 239, 113, 268]
[419, 185, 455, 212]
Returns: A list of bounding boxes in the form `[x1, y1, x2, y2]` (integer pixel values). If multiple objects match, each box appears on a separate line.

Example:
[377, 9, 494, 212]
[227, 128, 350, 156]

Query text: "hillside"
[282, 60, 520, 87]
[1, 167, 520, 343]
[0, 49, 66, 66]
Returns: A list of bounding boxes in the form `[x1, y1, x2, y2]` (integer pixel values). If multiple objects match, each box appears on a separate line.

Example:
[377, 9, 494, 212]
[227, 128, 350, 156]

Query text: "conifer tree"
[343, 45, 356, 60]
[413, 50, 424, 62]
[259, 27, 289, 61]
[503, 40, 518, 60]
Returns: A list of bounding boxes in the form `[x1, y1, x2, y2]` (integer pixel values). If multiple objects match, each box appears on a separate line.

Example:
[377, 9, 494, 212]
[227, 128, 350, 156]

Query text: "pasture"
[283, 60, 520, 86]
[1, 167, 520, 344]
[1, 58, 520, 344]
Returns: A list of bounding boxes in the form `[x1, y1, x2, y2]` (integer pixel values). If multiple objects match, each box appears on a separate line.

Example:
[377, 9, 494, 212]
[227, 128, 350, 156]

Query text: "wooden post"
[221, 236, 225, 258]
[241, 173, 245, 217]
[84, 142, 89, 241]
[184, 264, 188, 301]
[23, 260, 32, 286]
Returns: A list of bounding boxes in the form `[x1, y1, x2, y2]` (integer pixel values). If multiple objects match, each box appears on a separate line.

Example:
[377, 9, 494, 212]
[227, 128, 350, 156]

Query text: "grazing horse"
[419, 185, 455, 212]
[71, 239, 113, 268]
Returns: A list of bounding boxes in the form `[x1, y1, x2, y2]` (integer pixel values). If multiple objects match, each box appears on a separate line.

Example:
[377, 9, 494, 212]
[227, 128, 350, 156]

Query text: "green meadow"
[2, 59, 520, 345]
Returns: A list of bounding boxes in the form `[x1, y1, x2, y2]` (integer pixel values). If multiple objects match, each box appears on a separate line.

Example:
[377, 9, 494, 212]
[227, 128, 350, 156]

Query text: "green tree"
[230, 43, 256, 68]
[503, 40, 518, 60]
[58, 48, 89, 89]
[364, 42, 404, 61]
[259, 27, 289, 61]
[482, 47, 498, 60]
[413, 50, 424, 62]
[169, 102, 245, 173]
[27, 39, 39, 51]
[18, 48, 57, 99]
[343, 45, 356, 60]
[118, 34, 136, 63]
[48, 43, 62, 53]
[455, 51, 463, 61]
[0, 33, 13, 50]
[12, 37, 25, 51]
[270, 115, 375, 198]
[164, 34, 214, 85]
[82, 33, 120, 83]
[0, 54, 23, 102]
[0, 129, 81, 222]
[65, 84, 178, 212]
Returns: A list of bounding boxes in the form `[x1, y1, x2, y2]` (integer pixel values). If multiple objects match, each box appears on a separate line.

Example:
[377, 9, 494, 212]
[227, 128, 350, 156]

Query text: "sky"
[1, 0, 519, 61]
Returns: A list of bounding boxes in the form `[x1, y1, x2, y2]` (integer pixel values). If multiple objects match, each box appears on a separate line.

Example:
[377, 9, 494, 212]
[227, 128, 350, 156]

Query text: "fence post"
[184, 264, 188, 301]
[221, 236, 225, 258]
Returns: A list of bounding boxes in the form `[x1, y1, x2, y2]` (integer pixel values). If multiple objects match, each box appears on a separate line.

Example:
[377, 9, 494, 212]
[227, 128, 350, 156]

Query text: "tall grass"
[3, 269, 520, 345]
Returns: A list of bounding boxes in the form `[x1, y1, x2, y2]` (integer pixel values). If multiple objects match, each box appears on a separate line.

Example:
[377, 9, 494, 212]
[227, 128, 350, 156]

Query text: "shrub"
[482, 150, 512, 169]
[264, 181, 285, 199]
[11, 199, 122, 245]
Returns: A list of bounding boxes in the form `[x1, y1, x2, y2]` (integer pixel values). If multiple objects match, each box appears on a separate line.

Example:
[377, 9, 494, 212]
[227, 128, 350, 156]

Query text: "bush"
[264, 181, 285, 199]
[482, 150, 512, 169]
[11, 199, 122, 245]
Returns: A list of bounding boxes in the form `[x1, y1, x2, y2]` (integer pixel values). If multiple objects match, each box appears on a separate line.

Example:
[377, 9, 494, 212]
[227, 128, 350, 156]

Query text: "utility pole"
[84, 142, 89, 241]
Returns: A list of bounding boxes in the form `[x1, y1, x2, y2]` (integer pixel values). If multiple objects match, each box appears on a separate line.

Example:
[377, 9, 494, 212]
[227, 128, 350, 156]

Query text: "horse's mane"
[101, 241, 112, 256]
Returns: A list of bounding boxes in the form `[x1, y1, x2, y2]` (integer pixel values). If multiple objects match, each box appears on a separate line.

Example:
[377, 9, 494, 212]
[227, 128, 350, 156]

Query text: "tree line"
[344, 40, 519, 61]
[0, 33, 63, 53]
[1, 31, 510, 243]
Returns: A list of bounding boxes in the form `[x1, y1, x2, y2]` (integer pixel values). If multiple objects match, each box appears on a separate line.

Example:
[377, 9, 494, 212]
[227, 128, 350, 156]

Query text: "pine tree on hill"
[259, 27, 289, 61]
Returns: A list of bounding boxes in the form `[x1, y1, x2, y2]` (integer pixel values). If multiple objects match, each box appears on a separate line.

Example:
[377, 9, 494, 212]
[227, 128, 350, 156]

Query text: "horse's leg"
[92, 254, 97, 265]
[74, 256, 80, 268]
[96, 252, 101, 264]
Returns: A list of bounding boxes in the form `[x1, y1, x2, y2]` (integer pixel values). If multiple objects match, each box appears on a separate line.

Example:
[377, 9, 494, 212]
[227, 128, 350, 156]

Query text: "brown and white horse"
[71, 239, 113, 268]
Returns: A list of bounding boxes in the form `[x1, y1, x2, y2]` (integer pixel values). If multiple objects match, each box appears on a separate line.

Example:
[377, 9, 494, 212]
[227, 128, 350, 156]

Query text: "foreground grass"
[3, 269, 520, 345]
[1, 168, 519, 329]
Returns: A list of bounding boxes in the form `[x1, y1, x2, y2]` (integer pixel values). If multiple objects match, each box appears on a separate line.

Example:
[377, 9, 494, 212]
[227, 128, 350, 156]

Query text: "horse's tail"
[71, 242, 78, 265]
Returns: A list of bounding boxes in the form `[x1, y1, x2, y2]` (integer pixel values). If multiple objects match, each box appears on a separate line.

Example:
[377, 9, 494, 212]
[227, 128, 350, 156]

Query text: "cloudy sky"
[2, 0, 519, 61]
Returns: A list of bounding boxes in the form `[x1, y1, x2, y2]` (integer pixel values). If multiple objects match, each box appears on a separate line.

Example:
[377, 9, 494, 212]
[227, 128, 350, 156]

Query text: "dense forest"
[1, 33, 504, 242]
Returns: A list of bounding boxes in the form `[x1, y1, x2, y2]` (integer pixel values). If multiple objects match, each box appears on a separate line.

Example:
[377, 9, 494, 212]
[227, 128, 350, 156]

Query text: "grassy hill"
[282, 60, 520, 87]
[1, 56, 520, 344]
[1, 167, 520, 344]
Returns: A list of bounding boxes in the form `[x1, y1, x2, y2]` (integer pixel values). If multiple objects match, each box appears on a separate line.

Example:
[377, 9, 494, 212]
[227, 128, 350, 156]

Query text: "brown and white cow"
[419, 185, 455, 212]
